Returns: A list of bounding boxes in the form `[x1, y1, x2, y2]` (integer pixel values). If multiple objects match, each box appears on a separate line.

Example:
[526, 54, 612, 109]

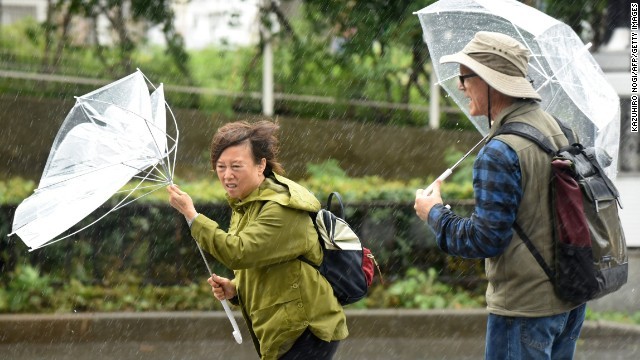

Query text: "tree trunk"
[40, 0, 56, 74]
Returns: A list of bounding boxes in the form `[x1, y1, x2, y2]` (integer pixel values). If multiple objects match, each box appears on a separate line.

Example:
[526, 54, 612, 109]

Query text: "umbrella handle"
[220, 299, 243, 344]
[194, 240, 243, 344]
[422, 135, 486, 197]
[424, 168, 452, 196]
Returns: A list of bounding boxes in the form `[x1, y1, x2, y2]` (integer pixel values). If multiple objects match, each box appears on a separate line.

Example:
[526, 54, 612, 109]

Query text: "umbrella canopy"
[415, 0, 621, 179]
[10, 70, 179, 251]
[9, 70, 243, 344]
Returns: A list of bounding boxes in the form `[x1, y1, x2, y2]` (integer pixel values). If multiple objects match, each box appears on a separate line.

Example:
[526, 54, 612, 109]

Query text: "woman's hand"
[208, 274, 237, 301]
[167, 184, 198, 221]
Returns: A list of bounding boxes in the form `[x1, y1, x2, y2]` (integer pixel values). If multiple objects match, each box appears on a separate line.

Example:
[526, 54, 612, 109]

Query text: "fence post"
[429, 70, 440, 129]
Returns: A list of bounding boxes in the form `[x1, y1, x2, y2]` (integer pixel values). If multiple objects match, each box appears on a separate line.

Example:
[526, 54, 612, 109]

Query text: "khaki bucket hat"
[440, 31, 541, 101]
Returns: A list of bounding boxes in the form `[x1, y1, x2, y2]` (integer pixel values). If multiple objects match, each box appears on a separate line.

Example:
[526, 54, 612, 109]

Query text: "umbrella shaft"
[452, 136, 487, 169]
[196, 242, 214, 275]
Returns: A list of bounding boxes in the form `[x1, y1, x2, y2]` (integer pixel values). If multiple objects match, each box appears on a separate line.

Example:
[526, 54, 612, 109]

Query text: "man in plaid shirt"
[414, 31, 587, 360]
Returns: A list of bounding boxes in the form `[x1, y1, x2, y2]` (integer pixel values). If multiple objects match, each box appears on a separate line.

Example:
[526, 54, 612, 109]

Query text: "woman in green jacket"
[167, 120, 348, 359]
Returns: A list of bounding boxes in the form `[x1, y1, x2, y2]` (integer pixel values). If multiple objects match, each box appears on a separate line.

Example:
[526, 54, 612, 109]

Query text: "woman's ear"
[259, 158, 267, 173]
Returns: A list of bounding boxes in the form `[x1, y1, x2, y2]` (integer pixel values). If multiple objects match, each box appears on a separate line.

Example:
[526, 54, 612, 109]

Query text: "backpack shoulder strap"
[299, 212, 324, 268]
[494, 122, 557, 155]
[552, 116, 576, 145]
[494, 119, 565, 284]
[512, 223, 555, 281]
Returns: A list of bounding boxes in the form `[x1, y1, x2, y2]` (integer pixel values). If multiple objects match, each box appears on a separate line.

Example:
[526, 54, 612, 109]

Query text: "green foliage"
[116, 176, 229, 204]
[0, 156, 482, 315]
[0, 264, 220, 313]
[0, 265, 55, 312]
[56, 278, 218, 313]
[0, 154, 475, 206]
[0, 265, 481, 314]
[542, 0, 609, 49]
[585, 307, 640, 326]
[306, 159, 348, 179]
[1, 263, 639, 328]
[0, 177, 35, 205]
[360, 267, 485, 310]
[445, 147, 474, 184]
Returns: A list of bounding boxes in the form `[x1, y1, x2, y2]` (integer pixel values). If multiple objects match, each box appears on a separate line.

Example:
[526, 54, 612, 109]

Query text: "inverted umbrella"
[415, 0, 621, 181]
[8, 69, 242, 344]
[10, 69, 178, 250]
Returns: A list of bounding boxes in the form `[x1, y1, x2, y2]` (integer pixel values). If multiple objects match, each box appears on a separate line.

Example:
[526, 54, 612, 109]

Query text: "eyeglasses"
[458, 73, 478, 86]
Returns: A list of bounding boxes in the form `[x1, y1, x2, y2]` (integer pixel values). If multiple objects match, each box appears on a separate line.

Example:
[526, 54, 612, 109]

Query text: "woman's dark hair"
[210, 120, 284, 176]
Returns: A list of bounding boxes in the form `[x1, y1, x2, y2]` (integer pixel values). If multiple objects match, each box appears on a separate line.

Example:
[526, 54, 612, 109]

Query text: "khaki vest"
[485, 102, 578, 317]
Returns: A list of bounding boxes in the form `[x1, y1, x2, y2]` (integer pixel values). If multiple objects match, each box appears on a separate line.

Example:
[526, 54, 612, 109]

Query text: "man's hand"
[414, 180, 444, 221]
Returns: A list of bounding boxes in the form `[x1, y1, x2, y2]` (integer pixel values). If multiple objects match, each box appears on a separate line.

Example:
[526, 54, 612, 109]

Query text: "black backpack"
[495, 118, 627, 304]
[300, 192, 380, 305]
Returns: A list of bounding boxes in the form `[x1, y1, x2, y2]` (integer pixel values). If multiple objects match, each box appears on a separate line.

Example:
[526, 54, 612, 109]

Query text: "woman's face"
[215, 142, 266, 200]
[458, 65, 488, 117]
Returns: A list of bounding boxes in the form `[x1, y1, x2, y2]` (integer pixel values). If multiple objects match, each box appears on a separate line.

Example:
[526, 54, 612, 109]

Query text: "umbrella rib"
[109, 165, 169, 212]
[121, 162, 169, 183]
[115, 183, 165, 194]
[168, 109, 179, 182]
[35, 162, 131, 191]
[510, 25, 552, 84]
[27, 181, 166, 251]
[131, 173, 166, 183]
[77, 96, 174, 180]
[536, 42, 592, 92]
[15, 164, 169, 249]
[112, 183, 166, 212]
[142, 69, 180, 182]
[161, 99, 179, 183]
[35, 155, 167, 191]
[143, 117, 171, 180]
[138, 68, 179, 182]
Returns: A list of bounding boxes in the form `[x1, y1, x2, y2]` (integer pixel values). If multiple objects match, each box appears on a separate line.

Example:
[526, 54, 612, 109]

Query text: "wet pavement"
[2, 335, 639, 359]
[1, 310, 639, 359]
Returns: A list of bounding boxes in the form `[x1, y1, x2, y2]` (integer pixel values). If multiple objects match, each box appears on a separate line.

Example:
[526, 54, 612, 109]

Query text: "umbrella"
[415, 0, 621, 181]
[8, 69, 242, 344]
[10, 69, 178, 250]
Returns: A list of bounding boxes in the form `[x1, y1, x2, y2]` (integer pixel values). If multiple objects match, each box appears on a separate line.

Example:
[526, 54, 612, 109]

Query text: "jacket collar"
[488, 100, 540, 139]
[228, 174, 321, 213]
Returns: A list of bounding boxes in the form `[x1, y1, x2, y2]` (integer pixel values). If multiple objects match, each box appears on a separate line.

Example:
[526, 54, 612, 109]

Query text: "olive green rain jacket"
[191, 173, 348, 359]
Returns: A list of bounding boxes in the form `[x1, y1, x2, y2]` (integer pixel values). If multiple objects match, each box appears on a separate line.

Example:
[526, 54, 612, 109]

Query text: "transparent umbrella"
[10, 69, 178, 250]
[415, 0, 621, 180]
[8, 69, 242, 344]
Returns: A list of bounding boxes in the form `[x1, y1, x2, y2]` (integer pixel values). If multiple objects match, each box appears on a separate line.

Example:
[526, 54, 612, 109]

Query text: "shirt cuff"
[186, 213, 199, 228]
[428, 204, 450, 253]
[427, 203, 448, 228]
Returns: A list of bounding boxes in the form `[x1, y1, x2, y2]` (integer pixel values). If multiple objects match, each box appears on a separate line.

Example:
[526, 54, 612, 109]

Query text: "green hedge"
[0, 165, 488, 314]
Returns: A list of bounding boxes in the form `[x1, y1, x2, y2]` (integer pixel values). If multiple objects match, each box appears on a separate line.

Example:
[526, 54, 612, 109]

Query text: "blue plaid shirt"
[427, 139, 522, 259]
